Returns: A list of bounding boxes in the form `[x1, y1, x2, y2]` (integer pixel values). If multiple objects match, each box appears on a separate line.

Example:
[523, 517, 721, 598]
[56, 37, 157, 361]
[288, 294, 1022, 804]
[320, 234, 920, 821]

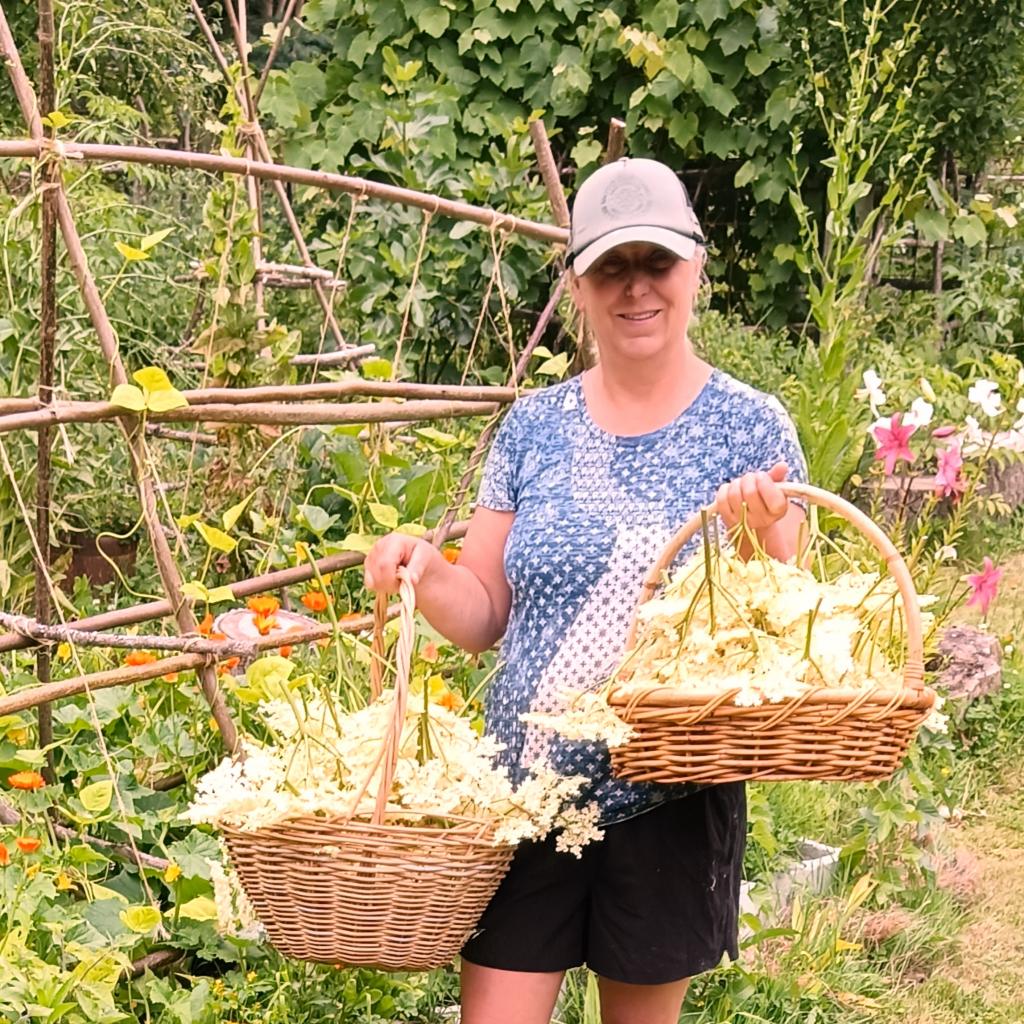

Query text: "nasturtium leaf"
[360, 357, 393, 379]
[193, 522, 237, 554]
[297, 504, 337, 536]
[68, 844, 111, 865]
[133, 367, 174, 393]
[178, 896, 218, 922]
[339, 533, 375, 555]
[245, 656, 296, 701]
[368, 502, 399, 529]
[145, 388, 188, 412]
[110, 384, 146, 412]
[80, 780, 113, 814]
[114, 241, 150, 262]
[119, 905, 162, 934]
[180, 581, 209, 602]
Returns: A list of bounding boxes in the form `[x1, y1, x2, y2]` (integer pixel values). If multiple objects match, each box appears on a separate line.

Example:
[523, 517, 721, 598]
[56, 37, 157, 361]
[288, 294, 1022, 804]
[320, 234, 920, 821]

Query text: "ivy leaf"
[700, 80, 738, 116]
[193, 522, 237, 554]
[79, 780, 113, 814]
[745, 48, 773, 76]
[119, 905, 162, 934]
[734, 159, 761, 188]
[114, 241, 150, 262]
[368, 502, 399, 529]
[717, 16, 756, 56]
[417, 7, 450, 37]
[570, 138, 603, 168]
[110, 384, 146, 412]
[695, 0, 729, 30]
[668, 111, 699, 149]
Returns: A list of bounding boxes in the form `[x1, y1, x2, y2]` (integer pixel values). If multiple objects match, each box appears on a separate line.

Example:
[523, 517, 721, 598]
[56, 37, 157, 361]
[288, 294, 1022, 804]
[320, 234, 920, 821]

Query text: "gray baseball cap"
[567, 157, 705, 275]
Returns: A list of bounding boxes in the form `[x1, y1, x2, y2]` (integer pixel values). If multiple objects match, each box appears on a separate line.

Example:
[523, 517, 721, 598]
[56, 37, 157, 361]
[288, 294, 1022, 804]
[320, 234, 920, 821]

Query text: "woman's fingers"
[364, 534, 446, 593]
[717, 466, 790, 529]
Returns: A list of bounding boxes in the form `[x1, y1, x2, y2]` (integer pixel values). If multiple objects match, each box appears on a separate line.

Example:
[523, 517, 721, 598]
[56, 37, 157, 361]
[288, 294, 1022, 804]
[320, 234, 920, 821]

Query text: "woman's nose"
[624, 268, 651, 297]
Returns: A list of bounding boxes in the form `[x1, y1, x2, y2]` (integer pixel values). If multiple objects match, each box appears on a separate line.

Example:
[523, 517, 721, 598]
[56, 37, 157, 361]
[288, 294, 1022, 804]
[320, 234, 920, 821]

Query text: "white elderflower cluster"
[612, 546, 922, 707]
[521, 690, 635, 748]
[209, 852, 264, 941]
[187, 688, 598, 855]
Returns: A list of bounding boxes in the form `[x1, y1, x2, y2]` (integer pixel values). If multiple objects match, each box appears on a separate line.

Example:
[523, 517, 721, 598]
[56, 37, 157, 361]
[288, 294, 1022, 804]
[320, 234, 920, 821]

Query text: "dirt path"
[884, 765, 1024, 1023]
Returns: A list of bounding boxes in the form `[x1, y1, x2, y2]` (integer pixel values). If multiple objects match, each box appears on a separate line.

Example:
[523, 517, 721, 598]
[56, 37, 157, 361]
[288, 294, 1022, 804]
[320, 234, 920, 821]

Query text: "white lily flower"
[906, 397, 934, 428]
[967, 379, 1002, 417]
[856, 369, 886, 415]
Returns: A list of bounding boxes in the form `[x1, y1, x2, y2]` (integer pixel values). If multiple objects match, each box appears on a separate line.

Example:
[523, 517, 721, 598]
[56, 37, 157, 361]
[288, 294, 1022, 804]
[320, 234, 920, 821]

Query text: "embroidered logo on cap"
[600, 174, 652, 220]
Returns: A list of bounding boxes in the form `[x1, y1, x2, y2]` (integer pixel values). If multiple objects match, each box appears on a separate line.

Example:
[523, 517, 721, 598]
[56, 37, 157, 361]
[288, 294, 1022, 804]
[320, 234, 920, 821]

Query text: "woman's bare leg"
[597, 974, 691, 1024]
[460, 960, 565, 1024]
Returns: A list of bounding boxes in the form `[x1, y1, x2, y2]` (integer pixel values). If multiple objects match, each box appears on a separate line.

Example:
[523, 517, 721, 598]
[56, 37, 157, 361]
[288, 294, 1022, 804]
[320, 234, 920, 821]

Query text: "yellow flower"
[25, 862, 40, 879]
[56, 642, 71, 661]
[56, 871, 74, 891]
[163, 863, 182, 884]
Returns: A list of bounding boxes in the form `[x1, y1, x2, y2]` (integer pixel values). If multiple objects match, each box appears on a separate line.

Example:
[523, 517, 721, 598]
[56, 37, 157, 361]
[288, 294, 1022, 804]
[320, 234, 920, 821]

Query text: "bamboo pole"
[1, 379, 519, 411]
[0, 397, 501, 433]
[35, 0, 57, 777]
[0, 5, 239, 750]
[433, 275, 566, 543]
[188, 0, 348, 349]
[254, 0, 299, 104]
[0, 139, 569, 246]
[0, 521, 469, 655]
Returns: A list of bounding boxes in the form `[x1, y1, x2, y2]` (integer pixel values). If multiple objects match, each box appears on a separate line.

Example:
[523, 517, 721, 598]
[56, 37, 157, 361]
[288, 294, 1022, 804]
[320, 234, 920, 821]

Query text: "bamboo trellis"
[0, 0, 579, 768]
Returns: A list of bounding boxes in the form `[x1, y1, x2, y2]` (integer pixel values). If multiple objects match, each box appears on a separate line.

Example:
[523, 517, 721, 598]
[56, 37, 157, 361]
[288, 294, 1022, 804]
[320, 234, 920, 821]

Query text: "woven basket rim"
[219, 810, 512, 842]
[607, 682, 937, 712]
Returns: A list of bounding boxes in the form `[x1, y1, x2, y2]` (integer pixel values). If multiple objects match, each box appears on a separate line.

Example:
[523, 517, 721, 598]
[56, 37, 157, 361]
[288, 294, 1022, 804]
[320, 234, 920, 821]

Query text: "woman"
[364, 157, 807, 1024]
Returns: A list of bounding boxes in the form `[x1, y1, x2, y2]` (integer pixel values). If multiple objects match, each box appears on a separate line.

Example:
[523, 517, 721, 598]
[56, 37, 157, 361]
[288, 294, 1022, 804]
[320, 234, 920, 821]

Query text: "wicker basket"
[608, 482, 937, 785]
[221, 576, 515, 967]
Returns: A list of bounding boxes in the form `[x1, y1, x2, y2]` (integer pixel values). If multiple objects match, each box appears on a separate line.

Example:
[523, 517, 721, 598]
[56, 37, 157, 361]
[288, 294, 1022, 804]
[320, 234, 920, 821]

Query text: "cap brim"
[572, 226, 699, 275]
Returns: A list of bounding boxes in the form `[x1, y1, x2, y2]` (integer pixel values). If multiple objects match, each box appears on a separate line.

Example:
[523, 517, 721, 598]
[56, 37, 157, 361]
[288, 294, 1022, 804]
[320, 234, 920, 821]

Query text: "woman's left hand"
[715, 462, 790, 533]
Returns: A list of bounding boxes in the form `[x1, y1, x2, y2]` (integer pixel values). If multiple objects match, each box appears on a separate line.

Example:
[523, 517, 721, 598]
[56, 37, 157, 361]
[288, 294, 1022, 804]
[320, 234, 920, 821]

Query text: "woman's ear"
[568, 269, 585, 314]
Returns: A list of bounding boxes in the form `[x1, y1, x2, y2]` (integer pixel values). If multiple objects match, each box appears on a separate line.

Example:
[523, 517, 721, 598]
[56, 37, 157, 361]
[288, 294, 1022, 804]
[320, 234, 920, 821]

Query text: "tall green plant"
[785, 0, 931, 491]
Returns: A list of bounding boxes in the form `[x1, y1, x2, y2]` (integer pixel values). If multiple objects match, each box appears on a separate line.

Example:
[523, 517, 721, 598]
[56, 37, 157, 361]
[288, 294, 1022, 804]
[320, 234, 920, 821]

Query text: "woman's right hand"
[363, 533, 444, 594]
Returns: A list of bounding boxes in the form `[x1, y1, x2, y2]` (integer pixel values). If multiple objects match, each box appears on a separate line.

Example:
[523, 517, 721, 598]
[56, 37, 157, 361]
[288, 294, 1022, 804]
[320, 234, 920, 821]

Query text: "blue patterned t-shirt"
[476, 369, 808, 825]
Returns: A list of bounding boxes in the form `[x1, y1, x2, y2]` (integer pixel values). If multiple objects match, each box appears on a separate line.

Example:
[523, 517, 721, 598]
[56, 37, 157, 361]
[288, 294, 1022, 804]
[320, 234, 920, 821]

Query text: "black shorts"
[461, 783, 746, 985]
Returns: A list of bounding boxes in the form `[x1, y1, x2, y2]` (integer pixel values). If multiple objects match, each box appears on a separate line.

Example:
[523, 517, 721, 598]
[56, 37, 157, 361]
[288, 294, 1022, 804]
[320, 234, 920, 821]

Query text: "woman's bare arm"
[363, 506, 514, 654]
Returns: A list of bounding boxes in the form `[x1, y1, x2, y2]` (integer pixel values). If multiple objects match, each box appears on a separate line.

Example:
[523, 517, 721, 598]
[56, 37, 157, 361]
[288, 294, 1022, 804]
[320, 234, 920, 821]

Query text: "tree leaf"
[133, 366, 175, 393]
[140, 227, 173, 251]
[110, 384, 146, 412]
[80, 780, 113, 814]
[193, 522, 237, 553]
[360, 357, 392, 379]
[145, 388, 189, 412]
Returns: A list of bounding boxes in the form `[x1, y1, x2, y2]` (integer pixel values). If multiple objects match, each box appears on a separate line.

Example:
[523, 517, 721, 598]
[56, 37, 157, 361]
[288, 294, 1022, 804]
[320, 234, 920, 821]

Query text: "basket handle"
[347, 573, 417, 825]
[627, 482, 925, 691]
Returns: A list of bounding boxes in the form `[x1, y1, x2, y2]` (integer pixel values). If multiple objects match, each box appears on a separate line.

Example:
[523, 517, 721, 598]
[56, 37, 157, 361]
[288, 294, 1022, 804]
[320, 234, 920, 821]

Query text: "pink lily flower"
[934, 444, 965, 499]
[966, 557, 1002, 617]
[872, 412, 917, 475]
[931, 425, 957, 440]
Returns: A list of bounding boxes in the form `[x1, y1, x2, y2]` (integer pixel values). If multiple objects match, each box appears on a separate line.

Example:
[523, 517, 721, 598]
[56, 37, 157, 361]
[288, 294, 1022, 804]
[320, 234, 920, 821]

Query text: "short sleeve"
[476, 405, 521, 511]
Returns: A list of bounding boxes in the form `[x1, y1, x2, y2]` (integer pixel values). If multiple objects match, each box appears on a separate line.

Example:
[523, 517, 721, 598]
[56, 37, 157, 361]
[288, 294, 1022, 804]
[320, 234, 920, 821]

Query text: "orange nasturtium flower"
[197, 611, 214, 636]
[301, 590, 330, 613]
[162, 671, 179, 683]
[7, 770, 45, 791]
[0, 844, 9, 866]
[247, 595, 280, 617]
[125, 650, 158, 667]
[441, 546, 460, 564]
[15, 836, 41, 854]
[278, 644, 294, 658]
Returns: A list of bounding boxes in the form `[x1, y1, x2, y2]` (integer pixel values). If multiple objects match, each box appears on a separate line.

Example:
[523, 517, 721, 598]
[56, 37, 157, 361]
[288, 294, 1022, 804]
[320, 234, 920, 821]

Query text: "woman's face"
[571, 242, 702, 363]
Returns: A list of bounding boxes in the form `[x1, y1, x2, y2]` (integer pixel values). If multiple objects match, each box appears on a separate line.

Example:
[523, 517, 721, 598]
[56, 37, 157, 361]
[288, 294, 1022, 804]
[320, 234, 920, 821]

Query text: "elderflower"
[187, 687, 599, 855]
